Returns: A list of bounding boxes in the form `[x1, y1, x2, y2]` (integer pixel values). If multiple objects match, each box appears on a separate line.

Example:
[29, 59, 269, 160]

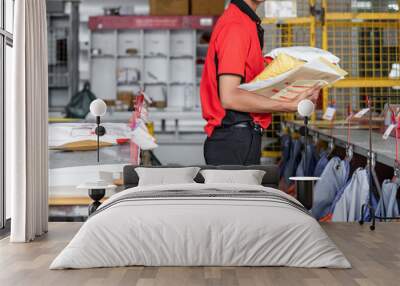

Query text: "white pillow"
[200, 170, 266, 185]
[135, 167, 200, 186]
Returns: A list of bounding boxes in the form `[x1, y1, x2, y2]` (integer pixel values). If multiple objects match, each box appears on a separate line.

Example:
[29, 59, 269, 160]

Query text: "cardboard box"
[190, 0, 225, 16]
[150, 0, 189, 16]
[117, 91, 134, 109]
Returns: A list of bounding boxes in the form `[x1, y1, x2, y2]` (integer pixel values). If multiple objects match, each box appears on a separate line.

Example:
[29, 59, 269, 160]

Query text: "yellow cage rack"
[322, 0, 400, 117]
[261, 0, 400, 151]
[261, 0, 315, 154]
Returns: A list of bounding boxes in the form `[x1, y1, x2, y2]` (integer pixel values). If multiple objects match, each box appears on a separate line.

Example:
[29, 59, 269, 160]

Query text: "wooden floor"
[0, 222, 399, 286]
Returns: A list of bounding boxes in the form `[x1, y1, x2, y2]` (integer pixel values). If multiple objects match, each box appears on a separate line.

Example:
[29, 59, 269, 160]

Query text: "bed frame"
[123, 165, 280, 189]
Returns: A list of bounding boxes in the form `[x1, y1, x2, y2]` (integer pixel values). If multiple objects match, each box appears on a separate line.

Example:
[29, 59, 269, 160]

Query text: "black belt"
[221, 122, 263, 132]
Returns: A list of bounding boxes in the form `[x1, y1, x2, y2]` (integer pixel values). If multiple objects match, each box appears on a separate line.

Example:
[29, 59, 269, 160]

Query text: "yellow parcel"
[251, 53, 305, 83]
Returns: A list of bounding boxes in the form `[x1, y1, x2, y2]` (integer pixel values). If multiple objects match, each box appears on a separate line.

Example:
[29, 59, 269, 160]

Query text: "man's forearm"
[221, 88, 296, 113]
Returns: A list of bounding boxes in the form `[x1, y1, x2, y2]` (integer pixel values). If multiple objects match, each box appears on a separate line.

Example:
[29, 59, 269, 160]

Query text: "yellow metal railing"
[325, 12, 400, 21]
[261, 17, 314, 25]
[333, 78, 400, 88]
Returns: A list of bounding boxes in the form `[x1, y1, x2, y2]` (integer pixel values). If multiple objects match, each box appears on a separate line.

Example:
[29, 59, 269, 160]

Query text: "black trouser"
[204, 123, 262, 165]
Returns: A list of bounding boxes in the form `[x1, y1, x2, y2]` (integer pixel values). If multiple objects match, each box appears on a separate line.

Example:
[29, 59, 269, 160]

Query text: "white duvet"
[50, 183, 351, 269]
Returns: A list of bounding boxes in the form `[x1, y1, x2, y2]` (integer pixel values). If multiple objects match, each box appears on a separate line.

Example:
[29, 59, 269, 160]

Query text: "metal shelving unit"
[87, 15, 216, 114]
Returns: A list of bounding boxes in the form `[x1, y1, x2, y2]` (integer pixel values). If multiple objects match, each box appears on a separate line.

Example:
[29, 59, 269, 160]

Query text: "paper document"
[353, 108, 370, 118]
[240, 57, 348, 99]
[383, 124, 396, 140]
[323, 106, 336, 121]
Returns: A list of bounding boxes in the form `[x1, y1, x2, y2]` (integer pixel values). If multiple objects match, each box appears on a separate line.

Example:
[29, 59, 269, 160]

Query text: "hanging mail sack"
[296, 143, 319, 177]
[375, 180, 400, 218]
[282, 138, 303, 187]
[313, 151, 329, 177]
[332, 168, 370, 222]
[279, 133, 292, 178]
[311, 157, 350, 220]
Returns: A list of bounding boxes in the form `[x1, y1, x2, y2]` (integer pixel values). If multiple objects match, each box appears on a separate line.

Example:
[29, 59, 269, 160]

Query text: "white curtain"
[8, 0, 49, 242]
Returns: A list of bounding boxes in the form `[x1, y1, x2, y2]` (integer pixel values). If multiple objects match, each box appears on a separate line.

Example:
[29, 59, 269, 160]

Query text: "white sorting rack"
[87, 15, 216, 113]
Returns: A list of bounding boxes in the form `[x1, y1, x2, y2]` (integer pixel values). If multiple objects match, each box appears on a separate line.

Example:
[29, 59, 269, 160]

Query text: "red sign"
[88, 16, 218, 31]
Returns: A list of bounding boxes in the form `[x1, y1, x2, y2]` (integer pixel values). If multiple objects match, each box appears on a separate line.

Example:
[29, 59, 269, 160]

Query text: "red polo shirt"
[200, 2, 272, 137]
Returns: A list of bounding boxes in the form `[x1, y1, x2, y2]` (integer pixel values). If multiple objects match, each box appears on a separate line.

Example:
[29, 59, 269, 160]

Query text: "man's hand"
[290, 85, 321, 111]
[218, 74, 321, 114]
[275, 85, 321, 111]
[306, 85, 322, 104]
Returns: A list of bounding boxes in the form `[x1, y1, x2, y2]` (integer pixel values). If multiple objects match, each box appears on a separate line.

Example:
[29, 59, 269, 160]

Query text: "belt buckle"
[253, 124, 263, 133]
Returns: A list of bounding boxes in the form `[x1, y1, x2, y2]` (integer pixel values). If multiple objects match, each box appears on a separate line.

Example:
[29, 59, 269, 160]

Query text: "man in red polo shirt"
[200, 0, 320, 165]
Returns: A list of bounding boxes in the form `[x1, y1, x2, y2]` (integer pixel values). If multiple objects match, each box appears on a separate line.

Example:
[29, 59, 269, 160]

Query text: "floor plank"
[0, 222, 399, 286]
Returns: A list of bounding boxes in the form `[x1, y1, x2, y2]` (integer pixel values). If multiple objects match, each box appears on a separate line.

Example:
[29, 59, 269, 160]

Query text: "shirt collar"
[231, 0, 261, 24]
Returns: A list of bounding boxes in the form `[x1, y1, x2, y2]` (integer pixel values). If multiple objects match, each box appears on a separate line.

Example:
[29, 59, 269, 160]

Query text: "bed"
[50, 165, 351, 269]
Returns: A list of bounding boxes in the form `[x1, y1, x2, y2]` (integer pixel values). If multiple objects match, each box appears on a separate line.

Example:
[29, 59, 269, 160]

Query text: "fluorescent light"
[351, 1, 372, 10]
[388, 4, 399, 11]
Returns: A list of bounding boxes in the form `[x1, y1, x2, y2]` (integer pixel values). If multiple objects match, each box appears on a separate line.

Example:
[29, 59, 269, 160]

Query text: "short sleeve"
[215, 23, 250, 77]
